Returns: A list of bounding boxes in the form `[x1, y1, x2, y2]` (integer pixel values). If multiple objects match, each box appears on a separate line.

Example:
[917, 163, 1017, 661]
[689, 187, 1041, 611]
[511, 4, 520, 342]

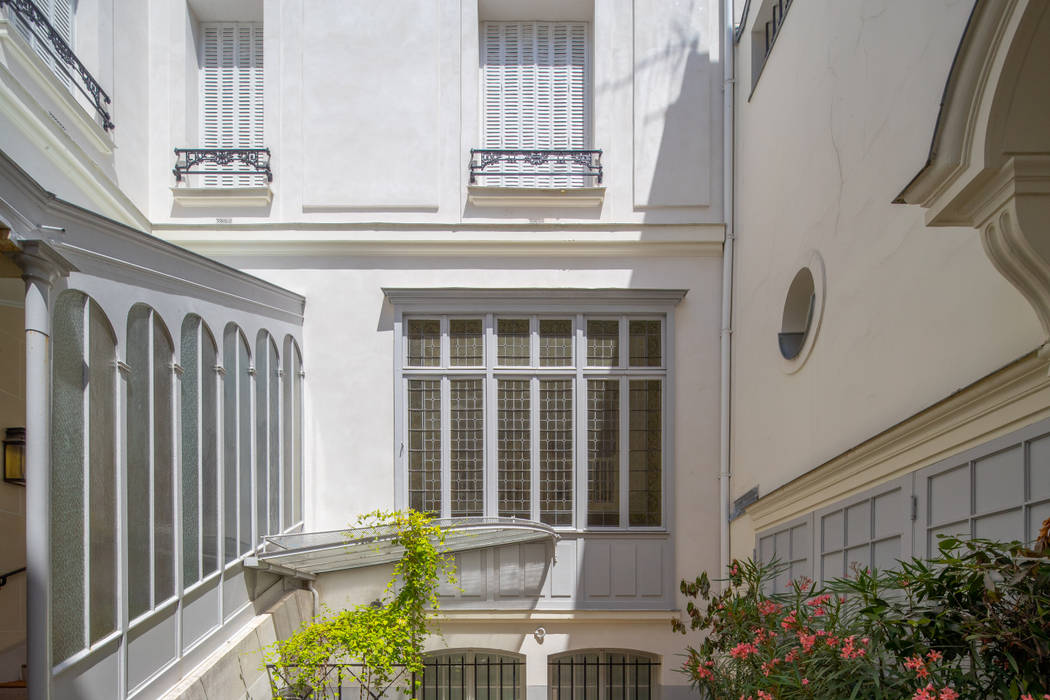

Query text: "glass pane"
[52, 293, 85, 662]
[153, 315, 175, 604]
[628, 320, 661, 367]
[540, 379, 573, 526]
[497, 319, 530, 366]
[498, 379, 530, 519]
[256, 336, 270, 544]
[88, 301, 117, 643]
[282, 341, 294, 530]
[293, 346, 303, 525]
[587, 320, 619, 367]
[539, 319, 573, 367]
[268, 342, 280, 534]
[181, 319, 201, 587]
[629, 380, 661, 526]
[201, 331, 219, 575]
[407, 319, 440, 367]
[588, 379, 620, 527]
[408, 379, 441, 515]
[450, 379, 484, 517]
[450, 319, 483, 366]
[223, 327, 239, 564]
[126, 307, 151, 617]
[238, 338, 252, 555]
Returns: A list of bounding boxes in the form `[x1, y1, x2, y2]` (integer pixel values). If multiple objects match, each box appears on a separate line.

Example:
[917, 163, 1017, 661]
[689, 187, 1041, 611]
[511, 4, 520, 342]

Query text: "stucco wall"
[729, 0, 1045, 518]
[0, 283, 25, 684]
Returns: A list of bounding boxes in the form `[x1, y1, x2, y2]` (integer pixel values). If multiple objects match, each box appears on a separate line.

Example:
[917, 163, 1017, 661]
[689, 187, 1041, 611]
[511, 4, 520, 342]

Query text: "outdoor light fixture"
[3, 428, 25, 486]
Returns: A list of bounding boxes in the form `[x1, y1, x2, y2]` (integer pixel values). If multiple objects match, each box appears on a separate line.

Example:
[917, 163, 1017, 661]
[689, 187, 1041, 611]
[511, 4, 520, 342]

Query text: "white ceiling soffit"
[479, 0, 594, 22]
[251, 517, 559, 576]
[187, 0, 263, 23]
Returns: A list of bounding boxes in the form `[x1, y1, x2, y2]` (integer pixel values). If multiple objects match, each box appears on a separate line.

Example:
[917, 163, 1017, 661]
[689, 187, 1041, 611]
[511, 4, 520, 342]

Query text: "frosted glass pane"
[268, 342, 280, 534]
[181, 320, 201, 587]
[587, 320, 619, 367]
[293, 348, 303, 525]
[539, 319, 572, 367]
[238, 338, 252, 554]
[408, 379, 441, 515]
[628, 380, 661, 526]
[407, 319, 440, 367]
[126, 308, 150, 617]
[222, 328, 239, 564]
[539, 379, 573, 526]
[587, 379, 619, 526]
[449, 319, 483, 366]
[51, 292, 85, 662]
[497, 379, 530, 519]
[497, 319, 530, 366]
[628, 320, 661, 367]
[88, 301, 117, 643]
[201, 333, 219, 575]
[282, 342, 294, 530]
[450, 379, 483, 517]
[153, 316, 175, 604]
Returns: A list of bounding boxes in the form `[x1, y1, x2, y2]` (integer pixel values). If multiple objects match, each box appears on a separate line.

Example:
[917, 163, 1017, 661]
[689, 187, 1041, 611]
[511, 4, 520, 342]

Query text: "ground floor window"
[420, 652, 524, 700]
[548, 652, 659, 700]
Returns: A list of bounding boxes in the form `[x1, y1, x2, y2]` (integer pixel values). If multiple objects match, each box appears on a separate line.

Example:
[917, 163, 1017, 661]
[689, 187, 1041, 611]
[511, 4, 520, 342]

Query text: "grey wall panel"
[637, 542, 662, 597]
[550, 539, 576, 598]
[928, 464, 970, 526]
[459, 550, 486, 598]
[756, 516, 812, 593]
[1031, 435, 1050, 500]
[222, 567, 250, 621]
[975, 446, 1024, 514]
[127, 608, 177, 692]
[498, 545, 523, 597]
[523, 543, 547, 597]
[182, 581, 220, 651]
[53, 642, 120, 700]
[583, 541, 611, 597]
[1031, 501, 1050, 541]
[611, 543, 636, 597]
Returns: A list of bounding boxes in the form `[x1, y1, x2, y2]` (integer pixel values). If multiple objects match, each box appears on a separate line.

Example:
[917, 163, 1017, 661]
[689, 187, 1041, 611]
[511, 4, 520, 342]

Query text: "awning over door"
[246, 517, 559, 580]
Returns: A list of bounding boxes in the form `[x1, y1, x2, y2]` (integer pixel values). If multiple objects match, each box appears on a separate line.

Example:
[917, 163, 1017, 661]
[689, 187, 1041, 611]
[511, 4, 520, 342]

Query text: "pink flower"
[730, 642, 758, 660]
[1020, 695, 1033, 700]
[757, 599, 782, 617]
[805, 594, 832, 607]
[756, 692, 774, 700]
[801, 679, 809, 686]
[781, 611, 798, 630]
[798, 633, 817, 653]
[938, 688, 958, 700]
[912, 684, 936, 700]
[904, 655, 925, 672]
[926, 650, 943, 663]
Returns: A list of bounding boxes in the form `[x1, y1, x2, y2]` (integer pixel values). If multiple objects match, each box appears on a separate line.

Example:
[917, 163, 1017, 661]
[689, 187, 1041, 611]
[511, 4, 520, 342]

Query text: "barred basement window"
[400, 313, 666, 529]
[549, 651, 659, 700]
[420, 652, 523, 700]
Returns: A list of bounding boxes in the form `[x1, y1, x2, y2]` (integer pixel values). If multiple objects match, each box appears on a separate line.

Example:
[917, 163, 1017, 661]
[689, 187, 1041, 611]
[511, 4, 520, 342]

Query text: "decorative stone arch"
[896, 0, 1050, 339]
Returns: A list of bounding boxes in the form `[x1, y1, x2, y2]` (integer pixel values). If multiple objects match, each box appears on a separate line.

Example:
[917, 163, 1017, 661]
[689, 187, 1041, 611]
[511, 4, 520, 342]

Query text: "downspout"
[719, 0, 736, 583]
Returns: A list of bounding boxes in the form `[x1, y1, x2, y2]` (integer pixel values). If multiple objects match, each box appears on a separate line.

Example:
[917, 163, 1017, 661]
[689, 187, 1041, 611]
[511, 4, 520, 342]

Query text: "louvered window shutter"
[481, 22, 588, 187]
[13, 0, 75, 89]
[201, 22, 264, 187]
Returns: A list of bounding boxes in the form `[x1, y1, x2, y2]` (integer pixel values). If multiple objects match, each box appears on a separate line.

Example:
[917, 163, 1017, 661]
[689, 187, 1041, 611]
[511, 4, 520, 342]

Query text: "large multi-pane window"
[401, 314, 666, 528]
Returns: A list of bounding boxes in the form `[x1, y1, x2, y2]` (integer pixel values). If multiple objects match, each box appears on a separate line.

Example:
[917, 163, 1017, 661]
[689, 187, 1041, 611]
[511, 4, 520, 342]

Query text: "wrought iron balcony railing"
[0, 0, 113, 130]
[469, 149, 603, 186]
[173, 148, 272, 184]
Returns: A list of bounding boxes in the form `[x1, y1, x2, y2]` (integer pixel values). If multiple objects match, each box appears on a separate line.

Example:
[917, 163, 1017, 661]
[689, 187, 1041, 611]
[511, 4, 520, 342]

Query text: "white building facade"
[0, 0, 727, 698]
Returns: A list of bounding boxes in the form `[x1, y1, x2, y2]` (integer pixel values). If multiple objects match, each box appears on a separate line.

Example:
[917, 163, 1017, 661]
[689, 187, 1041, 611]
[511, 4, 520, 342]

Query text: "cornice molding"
[383, 287, 688, 312]
[746, 348, 1050, 531]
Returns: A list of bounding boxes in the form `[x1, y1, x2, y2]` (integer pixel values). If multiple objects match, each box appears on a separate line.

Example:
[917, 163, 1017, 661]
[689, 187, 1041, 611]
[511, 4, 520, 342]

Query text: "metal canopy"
[246, 517, 558, 578]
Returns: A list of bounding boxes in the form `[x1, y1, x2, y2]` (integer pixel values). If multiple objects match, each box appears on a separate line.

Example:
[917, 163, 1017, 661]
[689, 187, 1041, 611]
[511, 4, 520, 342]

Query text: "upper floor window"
[197, 21, 265, 187]
[11, 0, 73, 80]
[476, 22, 597, 188]
[398, 313, 667, 529]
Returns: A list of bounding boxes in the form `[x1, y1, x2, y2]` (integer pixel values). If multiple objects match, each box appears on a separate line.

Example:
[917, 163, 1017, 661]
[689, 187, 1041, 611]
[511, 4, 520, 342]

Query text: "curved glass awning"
[245, 517, 559, 579]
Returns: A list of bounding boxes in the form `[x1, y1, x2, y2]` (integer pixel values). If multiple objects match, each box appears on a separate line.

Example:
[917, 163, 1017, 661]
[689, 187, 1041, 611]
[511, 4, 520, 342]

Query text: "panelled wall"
[756, 419, 1050, 591]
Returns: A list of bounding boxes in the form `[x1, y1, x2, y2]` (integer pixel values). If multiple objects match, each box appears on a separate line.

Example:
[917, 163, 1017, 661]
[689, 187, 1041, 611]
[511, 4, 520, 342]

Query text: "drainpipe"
[719, 0, 736, 584]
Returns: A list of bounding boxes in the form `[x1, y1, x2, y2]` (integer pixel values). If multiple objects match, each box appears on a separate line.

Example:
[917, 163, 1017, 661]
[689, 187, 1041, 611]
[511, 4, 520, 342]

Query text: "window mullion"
[147, 311, 156, 608]
[80, 299, 91, 646]
[197, 325, 205, 581]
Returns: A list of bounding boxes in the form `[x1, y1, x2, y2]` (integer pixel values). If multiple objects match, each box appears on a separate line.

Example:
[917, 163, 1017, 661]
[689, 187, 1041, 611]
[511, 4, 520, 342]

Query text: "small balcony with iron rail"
[467, 148, 605, 208]
[171, 147, 273, 209]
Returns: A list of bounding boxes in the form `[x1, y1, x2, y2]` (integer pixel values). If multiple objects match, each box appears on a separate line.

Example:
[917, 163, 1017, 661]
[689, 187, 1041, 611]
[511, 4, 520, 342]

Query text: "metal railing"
[0, 0, 113, 130]
[173, 147, 272, 184]
[267, 662, 416, 700]
[0, 567, 25, 589]
[549, 656, 659, 700]
[763, 0, 793, 57]
[469, 149, 603, 186]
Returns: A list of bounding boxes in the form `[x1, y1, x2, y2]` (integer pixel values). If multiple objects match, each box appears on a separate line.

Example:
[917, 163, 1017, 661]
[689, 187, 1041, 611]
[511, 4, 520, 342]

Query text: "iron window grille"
[173, 147, 273, 184]
[763, 0, 793, 58]
[0, 0, 113, 130]
[469, 149, 603, 186]
[549, 653, 659, 700]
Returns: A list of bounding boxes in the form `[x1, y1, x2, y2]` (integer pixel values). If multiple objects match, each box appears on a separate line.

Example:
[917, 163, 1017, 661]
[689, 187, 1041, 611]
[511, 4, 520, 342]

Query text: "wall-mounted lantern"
[3, 428, 25, 485]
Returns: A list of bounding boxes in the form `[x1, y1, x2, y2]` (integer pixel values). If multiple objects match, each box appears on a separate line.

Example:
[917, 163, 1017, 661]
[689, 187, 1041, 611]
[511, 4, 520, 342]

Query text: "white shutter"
[481, 22, 588, 187]
[13, 0, 74, 88]
[200, 22, 264, 187]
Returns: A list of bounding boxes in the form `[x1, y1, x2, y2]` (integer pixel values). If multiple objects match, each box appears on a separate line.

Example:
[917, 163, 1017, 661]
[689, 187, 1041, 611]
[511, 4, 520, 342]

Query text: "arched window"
[256, 331, 280, 538]
[223, 324, 253, 561]
[126, 305, 176, 619]
[51, 291, 118, 662]
[548, 651, 659, 700]
[181, 316, 220, 587]
[421, 651, 523, 700]
[282, 336, 304, 528]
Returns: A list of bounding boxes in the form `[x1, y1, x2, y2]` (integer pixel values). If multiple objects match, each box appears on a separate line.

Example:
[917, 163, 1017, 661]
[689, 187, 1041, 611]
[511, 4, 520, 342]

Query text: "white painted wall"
[729, 0, 1045, 541]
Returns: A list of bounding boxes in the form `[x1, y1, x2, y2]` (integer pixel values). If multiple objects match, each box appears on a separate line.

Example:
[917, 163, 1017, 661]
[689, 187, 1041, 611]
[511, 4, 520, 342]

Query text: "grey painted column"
[17, 241, 70, 700]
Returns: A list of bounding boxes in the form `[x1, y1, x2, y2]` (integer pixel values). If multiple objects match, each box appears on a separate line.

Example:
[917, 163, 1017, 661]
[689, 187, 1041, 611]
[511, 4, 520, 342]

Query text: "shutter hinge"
[910, 495, 918, 521]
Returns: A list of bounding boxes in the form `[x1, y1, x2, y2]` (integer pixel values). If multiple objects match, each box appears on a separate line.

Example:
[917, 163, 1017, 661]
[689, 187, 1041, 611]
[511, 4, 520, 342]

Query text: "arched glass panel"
[293, 344, 303, 525]
[223, 324, 253, 562]
[256, 331, 280, 541]
[182, 316, 220, 586]
[126, 305, 175, 617]
[51, 292, 119, 661]
[421, 652, 523, 700]
[283, 337, 303, 528]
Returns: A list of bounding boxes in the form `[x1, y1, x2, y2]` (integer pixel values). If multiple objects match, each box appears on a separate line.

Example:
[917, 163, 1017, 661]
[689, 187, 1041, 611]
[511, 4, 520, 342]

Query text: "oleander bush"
[673, 530, 1050, 700]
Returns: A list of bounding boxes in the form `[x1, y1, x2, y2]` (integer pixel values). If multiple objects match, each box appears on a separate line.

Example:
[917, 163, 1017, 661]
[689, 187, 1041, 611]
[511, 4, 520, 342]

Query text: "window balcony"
[467, 148, 605, 208]
[171, 147, 273, 208]
[0, 0, 112, 131]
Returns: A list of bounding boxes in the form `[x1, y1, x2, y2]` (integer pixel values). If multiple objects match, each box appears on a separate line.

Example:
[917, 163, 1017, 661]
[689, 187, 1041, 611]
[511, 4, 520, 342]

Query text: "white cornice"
[383, 287, 688, 312]
[434, 609, 675, 623]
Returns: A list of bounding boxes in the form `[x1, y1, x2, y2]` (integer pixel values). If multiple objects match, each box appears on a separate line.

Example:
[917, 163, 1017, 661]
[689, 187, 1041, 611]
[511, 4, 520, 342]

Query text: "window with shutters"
[197, 22, 265, 187]
[9, 0, 74, 87]
[399, 312, 667, 530]
[474, 22, 598, 188]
